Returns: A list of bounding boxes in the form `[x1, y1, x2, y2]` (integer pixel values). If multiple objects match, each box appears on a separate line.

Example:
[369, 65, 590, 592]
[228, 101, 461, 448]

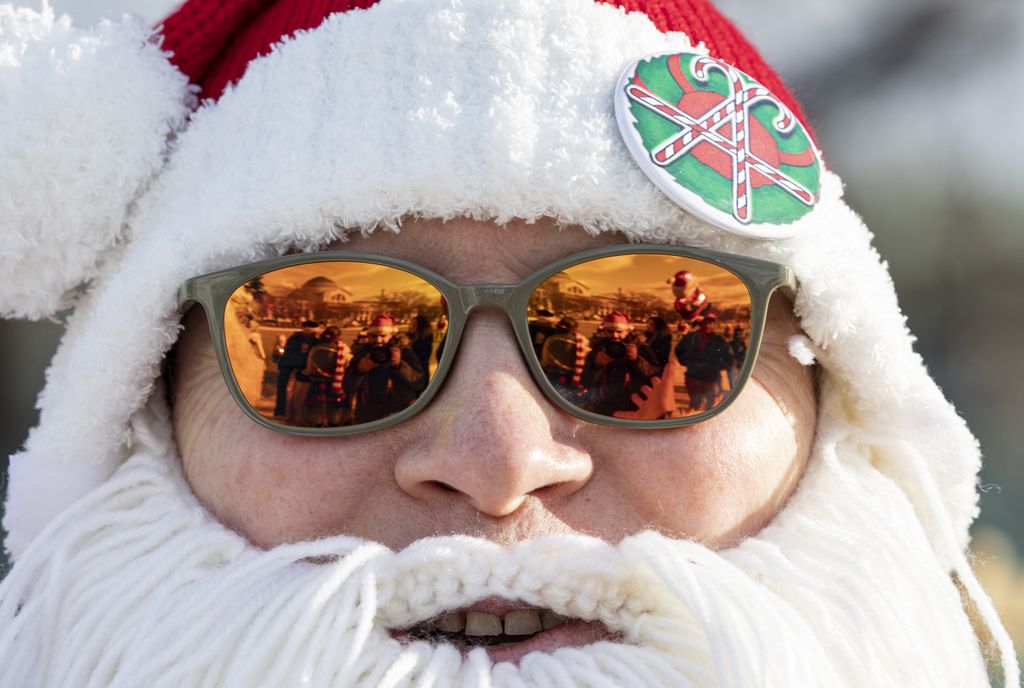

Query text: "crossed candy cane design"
[626, 55, 814, 223]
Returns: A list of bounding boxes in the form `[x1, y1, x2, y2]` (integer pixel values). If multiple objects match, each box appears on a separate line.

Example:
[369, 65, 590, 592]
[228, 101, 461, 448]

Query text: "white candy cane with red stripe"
[332, 343, 351, 395]
[572, 332, 586, 387]
[718, 57, 752, 220]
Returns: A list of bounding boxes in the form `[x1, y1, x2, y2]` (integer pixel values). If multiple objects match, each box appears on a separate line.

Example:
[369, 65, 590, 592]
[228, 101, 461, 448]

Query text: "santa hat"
[367, 314, 398, 335]
[0, 0, 983, 589]
[670, 270, 693, 288]
[601, 311, 633, 332]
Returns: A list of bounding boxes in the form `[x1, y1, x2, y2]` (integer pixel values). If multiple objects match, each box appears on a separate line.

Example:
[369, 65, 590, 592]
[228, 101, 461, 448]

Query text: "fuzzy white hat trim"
[1, 0, 979, 580]
[0, 4, 193, 319]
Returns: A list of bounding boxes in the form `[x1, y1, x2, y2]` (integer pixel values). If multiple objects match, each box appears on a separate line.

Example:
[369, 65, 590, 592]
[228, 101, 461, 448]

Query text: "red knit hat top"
[602, 311, 632, 330]
[159, 0, 809, 129]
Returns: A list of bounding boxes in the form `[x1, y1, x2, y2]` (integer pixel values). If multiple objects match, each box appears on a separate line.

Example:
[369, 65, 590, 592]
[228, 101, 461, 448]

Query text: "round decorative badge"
[615, 52, 822, 239]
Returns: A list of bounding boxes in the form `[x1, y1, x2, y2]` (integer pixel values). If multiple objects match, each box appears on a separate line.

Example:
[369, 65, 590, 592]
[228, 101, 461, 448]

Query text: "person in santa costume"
[0, 0, 1018, 686]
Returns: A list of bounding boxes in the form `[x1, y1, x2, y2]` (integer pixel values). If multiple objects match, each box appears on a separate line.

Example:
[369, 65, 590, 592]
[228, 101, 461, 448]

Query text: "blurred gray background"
[3, 0, 1022, 654]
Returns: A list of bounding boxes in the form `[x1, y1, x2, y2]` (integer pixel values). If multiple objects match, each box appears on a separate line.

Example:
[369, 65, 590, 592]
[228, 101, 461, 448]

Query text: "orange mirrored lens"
[224, 262, 447, 428]
[528, 254, 752, 420]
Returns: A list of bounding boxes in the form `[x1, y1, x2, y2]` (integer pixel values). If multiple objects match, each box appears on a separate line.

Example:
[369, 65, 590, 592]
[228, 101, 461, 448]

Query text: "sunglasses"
[179, 245, 794, 435]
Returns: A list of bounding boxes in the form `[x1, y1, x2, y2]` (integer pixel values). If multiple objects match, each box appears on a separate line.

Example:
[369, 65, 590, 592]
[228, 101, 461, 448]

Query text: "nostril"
[430, 481, 459, 493]
[530, 482, 563, 497]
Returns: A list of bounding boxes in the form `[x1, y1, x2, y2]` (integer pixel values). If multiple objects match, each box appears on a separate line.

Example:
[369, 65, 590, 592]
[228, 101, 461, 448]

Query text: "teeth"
[541, 610, 567, 630]
[503, 610, 543, 636]
[434, 613, 467, 633]
[410, 608, 569, 642]
[464, 612, 503, 637]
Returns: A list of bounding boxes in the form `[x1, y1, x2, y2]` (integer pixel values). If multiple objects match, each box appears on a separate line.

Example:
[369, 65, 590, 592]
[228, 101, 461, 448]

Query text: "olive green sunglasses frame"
[179, 244, 795, 436]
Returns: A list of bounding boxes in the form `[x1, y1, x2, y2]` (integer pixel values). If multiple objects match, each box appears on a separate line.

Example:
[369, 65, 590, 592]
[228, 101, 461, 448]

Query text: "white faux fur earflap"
[0, 4, 193, 320]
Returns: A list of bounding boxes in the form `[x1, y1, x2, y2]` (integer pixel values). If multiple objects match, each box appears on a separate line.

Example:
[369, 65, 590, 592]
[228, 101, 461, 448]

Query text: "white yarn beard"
[0, 415, 991, 687]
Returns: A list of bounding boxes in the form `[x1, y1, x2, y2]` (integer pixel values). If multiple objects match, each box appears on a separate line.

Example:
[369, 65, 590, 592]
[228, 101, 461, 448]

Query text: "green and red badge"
[615, 52, 822, 238]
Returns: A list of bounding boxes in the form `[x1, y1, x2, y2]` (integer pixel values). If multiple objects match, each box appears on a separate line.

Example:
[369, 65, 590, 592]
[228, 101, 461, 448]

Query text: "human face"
[172, 217, 816, 551]
[603, 327, 628, 341]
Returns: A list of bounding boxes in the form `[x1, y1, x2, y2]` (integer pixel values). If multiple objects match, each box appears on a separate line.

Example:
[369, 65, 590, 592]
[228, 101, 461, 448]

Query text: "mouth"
[390, 597, 618, 663]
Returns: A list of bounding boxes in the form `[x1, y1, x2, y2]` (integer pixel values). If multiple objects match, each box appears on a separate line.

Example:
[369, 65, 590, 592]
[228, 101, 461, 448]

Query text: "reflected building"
[531, 272, 631, 320]
[288, 276, 355, 322]
[531, 271, 590, 313]
[260, 275, 397, 326]
[544, 272, 591, 298]
[292, 276, 353, 304]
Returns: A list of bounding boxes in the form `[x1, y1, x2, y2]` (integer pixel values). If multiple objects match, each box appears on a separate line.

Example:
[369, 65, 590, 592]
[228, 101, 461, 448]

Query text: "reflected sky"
[258, 262, 440, 300]
[554, 254, 749, 311]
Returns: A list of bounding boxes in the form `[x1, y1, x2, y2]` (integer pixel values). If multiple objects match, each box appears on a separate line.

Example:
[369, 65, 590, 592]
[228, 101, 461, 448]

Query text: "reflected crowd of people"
[526, 261, 754, 418]
[266, 313, 439, 428]
[259, 305, 749, 425]
[536, 308, 749, 418]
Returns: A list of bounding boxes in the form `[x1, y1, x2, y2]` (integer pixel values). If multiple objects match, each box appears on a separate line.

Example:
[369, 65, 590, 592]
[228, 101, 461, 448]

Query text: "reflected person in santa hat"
[342, 313, 425, 424]
[0, 0, 1018, 685]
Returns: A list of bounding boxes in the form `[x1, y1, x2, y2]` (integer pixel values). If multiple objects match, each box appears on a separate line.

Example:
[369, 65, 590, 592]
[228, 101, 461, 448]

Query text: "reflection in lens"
[529, 254, 752, 420]
[224, 261, 447, 429]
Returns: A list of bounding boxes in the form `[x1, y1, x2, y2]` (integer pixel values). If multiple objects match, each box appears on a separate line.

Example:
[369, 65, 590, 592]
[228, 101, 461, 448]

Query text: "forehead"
[333, 217, 626, 284]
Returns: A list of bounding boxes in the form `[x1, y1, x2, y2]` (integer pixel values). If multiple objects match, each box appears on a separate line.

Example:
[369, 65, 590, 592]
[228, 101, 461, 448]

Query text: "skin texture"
[172, 218, 817, 550]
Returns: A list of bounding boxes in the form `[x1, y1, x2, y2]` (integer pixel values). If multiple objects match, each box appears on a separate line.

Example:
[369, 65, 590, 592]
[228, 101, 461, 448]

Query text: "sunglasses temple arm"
[177, 282, 198, 315]
[779, 267, 798, 300]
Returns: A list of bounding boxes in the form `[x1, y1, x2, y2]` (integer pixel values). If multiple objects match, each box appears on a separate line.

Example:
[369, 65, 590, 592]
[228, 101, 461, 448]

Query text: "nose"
[394, 312, 592, 517]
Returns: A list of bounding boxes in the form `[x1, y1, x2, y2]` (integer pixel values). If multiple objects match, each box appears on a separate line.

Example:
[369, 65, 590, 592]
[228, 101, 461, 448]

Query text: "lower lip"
[485, 620, 616, 664]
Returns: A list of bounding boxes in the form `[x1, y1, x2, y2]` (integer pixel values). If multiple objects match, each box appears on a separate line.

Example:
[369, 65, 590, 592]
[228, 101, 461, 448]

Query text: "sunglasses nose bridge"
[458, 284, 517, 313]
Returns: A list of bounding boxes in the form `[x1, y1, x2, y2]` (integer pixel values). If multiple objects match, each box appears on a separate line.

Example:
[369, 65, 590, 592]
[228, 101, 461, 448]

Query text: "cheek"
[616, 377, 812, 547]
[173, 344, 388, 546]
[180, 407, 390, 545]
